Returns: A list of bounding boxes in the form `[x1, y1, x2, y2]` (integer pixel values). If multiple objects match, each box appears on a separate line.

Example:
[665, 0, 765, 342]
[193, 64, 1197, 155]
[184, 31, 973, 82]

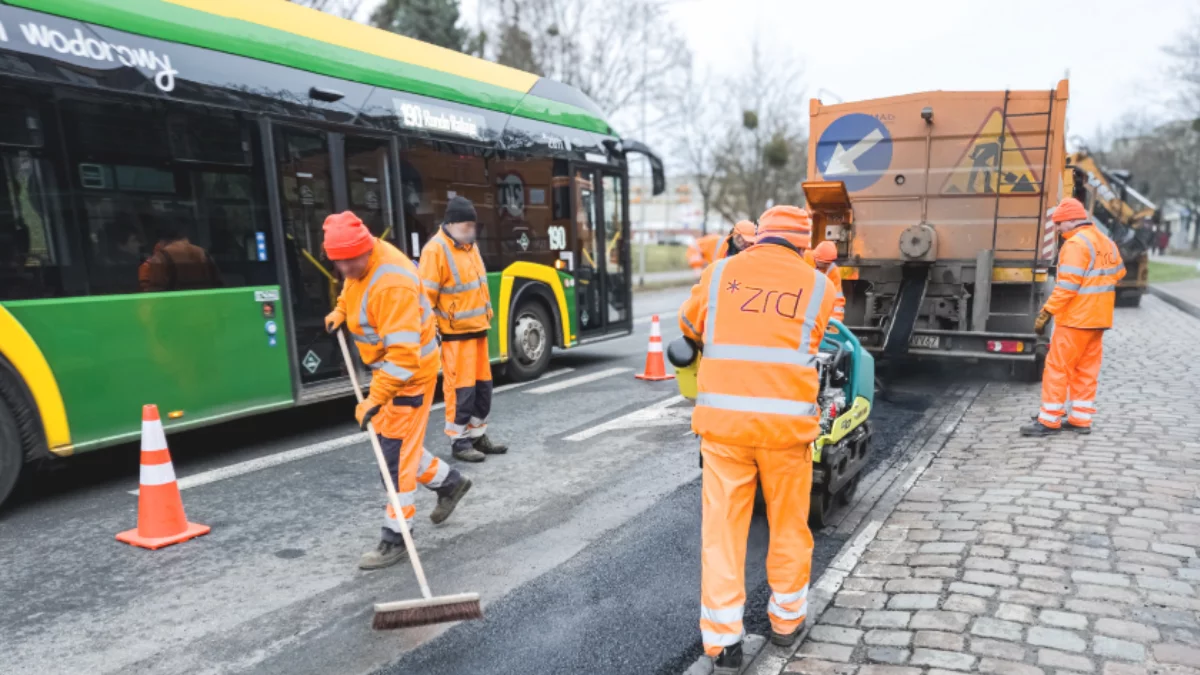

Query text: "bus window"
[602, 174, 629, 323]
[0, 96, 77, 300]
[489, 155, 559, 270]
[399, 139, 497, 267]
[344, 136, 396, 242]
[59, 98, 274, 295]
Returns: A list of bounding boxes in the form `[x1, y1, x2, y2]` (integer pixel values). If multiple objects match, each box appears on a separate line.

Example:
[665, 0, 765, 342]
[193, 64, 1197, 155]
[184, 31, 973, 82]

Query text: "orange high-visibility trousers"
[441, 337, 493, 450]
[1038, 325, 1104, 429]
[379, 380, 457, 542]
[700, 439, 813, 656]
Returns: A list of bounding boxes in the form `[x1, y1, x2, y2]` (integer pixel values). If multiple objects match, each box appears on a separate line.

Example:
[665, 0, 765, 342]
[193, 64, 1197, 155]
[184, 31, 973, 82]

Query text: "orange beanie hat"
[732, 220, 757, 243]
[756, 206, 812, 249]
[1050, 198, 1088, 224]
[813, 240, 838, 263]
[322, 211, 374, 260]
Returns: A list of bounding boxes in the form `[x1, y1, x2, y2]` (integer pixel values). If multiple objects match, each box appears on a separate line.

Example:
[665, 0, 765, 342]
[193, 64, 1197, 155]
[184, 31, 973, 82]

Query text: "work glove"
[1034, 309, 1052, 335]
[355, 399, 382, 431]
[325, 309, 345, 334]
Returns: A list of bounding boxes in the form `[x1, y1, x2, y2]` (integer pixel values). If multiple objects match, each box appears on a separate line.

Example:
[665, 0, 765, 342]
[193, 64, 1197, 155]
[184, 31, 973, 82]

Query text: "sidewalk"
[1149, 279, 1200, 320]
[781, 296, 1200, 675]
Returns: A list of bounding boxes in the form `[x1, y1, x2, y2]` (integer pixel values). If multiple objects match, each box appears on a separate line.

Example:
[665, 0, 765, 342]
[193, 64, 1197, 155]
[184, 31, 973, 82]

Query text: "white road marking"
[565, 395, 689, 441]
[129, 368, 574, 495]
[525, 367, 632, 394]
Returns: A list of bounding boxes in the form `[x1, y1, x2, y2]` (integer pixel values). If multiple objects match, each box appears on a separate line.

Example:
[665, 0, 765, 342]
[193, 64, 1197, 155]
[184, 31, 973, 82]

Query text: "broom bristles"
[372, 593, 483, 631]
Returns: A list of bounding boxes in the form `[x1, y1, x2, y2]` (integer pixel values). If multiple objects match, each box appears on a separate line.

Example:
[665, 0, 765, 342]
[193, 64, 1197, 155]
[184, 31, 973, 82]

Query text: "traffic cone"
[635, 315, 675, 381]
[116, 405, 210, 550]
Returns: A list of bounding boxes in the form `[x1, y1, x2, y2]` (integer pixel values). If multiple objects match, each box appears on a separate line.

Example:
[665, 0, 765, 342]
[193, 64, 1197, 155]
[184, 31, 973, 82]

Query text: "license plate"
[909, 335, 940, 349]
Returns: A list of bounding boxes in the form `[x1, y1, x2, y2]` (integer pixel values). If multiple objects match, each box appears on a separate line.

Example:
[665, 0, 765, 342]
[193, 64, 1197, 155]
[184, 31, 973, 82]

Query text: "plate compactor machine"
[668, 319, 875, 527]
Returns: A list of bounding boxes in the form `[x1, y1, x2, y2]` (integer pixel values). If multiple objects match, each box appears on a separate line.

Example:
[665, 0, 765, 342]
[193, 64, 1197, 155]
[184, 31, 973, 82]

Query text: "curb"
[1148, 285, 1200, 320]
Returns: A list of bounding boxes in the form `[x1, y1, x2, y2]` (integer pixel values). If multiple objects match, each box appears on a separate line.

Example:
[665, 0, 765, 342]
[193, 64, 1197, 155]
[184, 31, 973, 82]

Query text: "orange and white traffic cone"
[116, 404, 210, 550]
[635, 314, 675, 381]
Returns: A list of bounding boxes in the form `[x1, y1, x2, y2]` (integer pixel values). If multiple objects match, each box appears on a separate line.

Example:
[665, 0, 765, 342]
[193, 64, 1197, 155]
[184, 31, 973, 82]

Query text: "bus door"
[270, 125, 401, 390]
[572, 166, 631, 337]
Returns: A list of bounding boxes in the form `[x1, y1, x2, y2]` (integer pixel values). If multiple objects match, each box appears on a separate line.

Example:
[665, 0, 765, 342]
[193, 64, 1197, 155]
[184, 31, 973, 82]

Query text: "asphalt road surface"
[1, 286, 955, 675]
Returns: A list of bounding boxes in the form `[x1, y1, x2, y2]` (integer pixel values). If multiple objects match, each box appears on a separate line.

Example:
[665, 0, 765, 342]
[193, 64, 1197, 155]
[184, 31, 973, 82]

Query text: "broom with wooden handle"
[336, 329, 482, 630]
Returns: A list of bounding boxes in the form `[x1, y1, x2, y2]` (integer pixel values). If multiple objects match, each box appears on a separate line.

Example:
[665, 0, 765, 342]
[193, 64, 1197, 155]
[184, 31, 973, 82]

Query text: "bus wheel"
[508, 301, 552, 382]
[0, 396, 25, 510]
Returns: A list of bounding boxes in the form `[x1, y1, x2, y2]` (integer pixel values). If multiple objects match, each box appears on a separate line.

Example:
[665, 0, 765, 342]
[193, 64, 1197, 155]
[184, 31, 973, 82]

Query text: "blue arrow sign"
[815, 113, 893, 192]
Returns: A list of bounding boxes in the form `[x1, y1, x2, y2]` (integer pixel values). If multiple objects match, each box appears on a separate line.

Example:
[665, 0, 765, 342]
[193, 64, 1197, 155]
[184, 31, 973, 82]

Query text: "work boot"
[712, 642, 743, 675]
[452, 440, 486, 463]
[430, 473, 472, 525]
[1065, 422, 1092, 435]
[1020, 421, 1061, 437]
[358, 539, 408, 570]
[473, 434, 508, 455]
[770, 621, 805, 647]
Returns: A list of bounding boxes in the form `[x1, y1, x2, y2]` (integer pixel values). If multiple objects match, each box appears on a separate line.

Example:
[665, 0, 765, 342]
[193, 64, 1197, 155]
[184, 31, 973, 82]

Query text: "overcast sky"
[458, 0, 1197, 143]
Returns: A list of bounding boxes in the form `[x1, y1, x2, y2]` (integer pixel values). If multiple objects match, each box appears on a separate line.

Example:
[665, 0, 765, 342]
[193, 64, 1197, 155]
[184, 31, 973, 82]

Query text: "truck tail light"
[986, 340, 1026, 353]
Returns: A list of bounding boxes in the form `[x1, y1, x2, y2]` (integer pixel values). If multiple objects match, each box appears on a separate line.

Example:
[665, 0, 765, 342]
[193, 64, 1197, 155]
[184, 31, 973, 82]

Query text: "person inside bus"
[138, 216, 223, 292]
[107, 222, 145, 267]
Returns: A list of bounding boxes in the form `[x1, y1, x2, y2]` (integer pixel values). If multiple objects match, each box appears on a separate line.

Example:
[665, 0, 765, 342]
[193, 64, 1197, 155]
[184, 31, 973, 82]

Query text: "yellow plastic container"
[675, 359, 699, 401]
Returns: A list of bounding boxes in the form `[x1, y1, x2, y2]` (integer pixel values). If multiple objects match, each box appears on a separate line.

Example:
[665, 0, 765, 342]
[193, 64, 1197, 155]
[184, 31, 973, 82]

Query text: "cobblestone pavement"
[783, 296, 1200, 675]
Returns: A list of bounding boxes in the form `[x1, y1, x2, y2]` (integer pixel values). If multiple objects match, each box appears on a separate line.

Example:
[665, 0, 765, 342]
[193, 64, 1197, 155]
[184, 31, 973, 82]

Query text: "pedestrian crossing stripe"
[942, 108, 1040, 195]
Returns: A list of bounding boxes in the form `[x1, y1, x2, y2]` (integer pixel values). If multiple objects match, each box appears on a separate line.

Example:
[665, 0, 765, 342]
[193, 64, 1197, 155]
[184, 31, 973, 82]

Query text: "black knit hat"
[443, 196, 477, 225]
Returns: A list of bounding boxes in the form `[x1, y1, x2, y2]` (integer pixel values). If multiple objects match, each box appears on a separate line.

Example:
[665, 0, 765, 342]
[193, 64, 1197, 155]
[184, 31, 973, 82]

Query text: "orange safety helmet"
[813, 240, 838, 264]
[756, 206, 811, 249]
[1050, 198, 1088, 224]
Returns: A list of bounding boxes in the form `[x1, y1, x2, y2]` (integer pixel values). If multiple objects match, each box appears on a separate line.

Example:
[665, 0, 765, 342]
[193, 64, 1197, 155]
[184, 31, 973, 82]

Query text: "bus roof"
[6, 0, 614, 135]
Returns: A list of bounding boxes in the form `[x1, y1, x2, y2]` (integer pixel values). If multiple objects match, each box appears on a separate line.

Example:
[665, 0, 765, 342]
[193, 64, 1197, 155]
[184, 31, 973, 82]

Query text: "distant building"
[628, 174, 723, 243]
[1162, 199, 1198, 250]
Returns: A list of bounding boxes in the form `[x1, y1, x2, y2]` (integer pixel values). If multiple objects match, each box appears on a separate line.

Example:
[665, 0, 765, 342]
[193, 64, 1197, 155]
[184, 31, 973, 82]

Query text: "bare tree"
[288, 0, 364, 19]
[709, 45, 808, 223]
[1164, 13, 1200, 118]
[491, 0, 691, 122]
[1161, 14, 1200, 247]
[667, 64, 722, 235]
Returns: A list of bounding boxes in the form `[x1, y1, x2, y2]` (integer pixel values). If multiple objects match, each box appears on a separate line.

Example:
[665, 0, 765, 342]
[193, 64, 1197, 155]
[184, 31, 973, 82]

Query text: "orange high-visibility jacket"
[1044, 224, 1125, 329]
[687, 233, 723, 269]
[418, 228, 493, 336]
[823, 263, 846, 321]
[679, 243, 836, 448]
[335, 240, 439, 399]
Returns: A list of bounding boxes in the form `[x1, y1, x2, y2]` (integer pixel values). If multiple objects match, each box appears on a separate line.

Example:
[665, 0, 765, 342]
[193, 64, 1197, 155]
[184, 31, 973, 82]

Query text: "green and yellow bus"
[0, 0, 664, 505]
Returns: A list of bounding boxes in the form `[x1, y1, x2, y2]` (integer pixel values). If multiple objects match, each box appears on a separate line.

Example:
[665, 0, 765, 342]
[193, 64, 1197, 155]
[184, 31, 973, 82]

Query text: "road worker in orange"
[812, 241, 846, 321]
[687, 232, 724, 279]
[419, 197, 508, 463]
[679, 204, 836, 673]
[1021, 197, 1125, 437]
[715, 220, 757, 259]
[323, 212, 473, 570]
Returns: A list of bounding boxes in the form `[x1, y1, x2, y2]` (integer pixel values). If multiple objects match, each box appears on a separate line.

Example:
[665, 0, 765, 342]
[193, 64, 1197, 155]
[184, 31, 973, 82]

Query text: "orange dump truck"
[804, 80, 1070, 378]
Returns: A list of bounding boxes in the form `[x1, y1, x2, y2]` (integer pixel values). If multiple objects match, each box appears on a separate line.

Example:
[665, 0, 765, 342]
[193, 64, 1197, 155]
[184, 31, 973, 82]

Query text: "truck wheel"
[0, 398, 25, 510]
[507, 300, 553, 382]
[1116, 291, 1142, 308]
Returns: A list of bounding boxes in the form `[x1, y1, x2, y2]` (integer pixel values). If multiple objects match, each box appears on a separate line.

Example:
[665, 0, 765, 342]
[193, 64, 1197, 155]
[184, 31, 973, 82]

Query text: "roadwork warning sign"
[942, 108, 1040, 195]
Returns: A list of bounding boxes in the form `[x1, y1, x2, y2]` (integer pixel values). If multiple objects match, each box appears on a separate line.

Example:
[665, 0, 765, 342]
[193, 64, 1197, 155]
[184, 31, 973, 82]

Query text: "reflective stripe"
[704, 258, 731, 344]
[421, 340, 438, 357]
[767, 600, 806, 621]
[701, 605, 744, 624]
[681, 314, 699, 337]
[1070, 411, 1093, 421]
[1042, 402, 1065, 411]
[382, 331, 420, 347]
[446, 421, 467, 435]
[140, 462, 177, 486]
[419, 293, 432, 322]
[1059, 264, 1087, 276]
[1071, 400, 1094, 409]
[454, 305, 490, 320]
[417, 451, 435, 476]
[802, 272, 829, 351]
[434, 308, 449, 319]
[1077, 285, 1115, 294]
[1038, 411, 1060, 424]
[701, 629, 744, 647]
[359, 263, 422, 341]
[422, 279, 439, 291]
[1080, 233, 1097, 273]
[352, 332, 379, 345]
[705, 344, 818, 368]
[434, 236, 464, 287]
[1085, 264, 1123, 277]
[442, 278, 483, 294]
[369, 361, 414, 380]
[696, 392, 818, 417]
[773, 586, 809, 604]
[1057, 281, 1081, 291]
